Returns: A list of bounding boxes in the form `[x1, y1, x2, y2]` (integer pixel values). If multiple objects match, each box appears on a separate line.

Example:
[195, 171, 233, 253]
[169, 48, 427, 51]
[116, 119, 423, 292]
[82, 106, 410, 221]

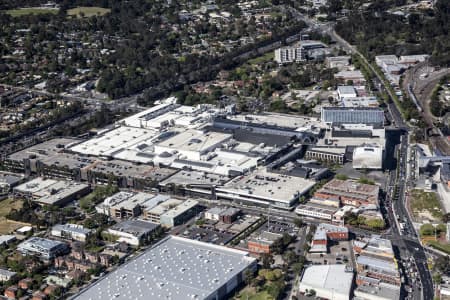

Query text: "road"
[284, 8, 435, 298]
[385, 133, 434, 300]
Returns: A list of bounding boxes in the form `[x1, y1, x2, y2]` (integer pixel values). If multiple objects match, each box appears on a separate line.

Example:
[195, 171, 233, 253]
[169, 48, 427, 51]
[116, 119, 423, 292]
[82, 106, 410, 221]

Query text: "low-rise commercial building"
[17, 237, 69, 260]
[0, 172, 24, 196]
[295, 203, 338, 221]
[51, 224, 93, 242]
[247, 231, 282, 254]
[204, 207, 240, 224]
[299, 264, 354, 300]
[142, 198, 184, 223]
[326, 56, 351, 69]
[13, 177, 90, 207]
[354, 282, 400, 300]
[106, 220, 161, 246]
[310, 223, 349, 253]
[355, 235, 400, 287]
[0, 235, 16, 246]
[313, 179, 379, 208]
[160, 199, 200, 227]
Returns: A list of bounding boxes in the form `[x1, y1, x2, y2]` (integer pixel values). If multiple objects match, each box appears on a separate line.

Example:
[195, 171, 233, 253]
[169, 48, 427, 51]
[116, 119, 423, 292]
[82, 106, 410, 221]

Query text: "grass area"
[0, 198, 25, 234]
[235, 287, 274, 300]
[67, 7, 111, 18]
[426, 240, 450, 255]
[4, 8, 59, 17]
[410, 189, 443, 220]
[0, 198, 23, 217]
[248, 52, 274, 65]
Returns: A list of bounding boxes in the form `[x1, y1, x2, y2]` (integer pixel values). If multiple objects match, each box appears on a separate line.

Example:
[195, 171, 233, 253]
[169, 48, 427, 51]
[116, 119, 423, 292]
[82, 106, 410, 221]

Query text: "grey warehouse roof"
[73, 236, 256, 300]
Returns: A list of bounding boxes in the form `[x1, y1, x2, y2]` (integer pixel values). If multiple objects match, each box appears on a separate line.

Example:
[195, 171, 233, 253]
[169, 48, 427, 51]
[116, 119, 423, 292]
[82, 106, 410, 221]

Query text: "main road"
[284, 7, 434, 299]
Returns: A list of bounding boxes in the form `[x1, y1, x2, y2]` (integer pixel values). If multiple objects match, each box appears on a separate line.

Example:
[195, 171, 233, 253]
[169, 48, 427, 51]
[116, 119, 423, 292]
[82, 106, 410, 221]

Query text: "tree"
[442, 213, 450, 223]
[261, 253, 274, 269]
[293, 218, 305, 228]
[434, 256, 450, 273]
[244, 269, 255, 286]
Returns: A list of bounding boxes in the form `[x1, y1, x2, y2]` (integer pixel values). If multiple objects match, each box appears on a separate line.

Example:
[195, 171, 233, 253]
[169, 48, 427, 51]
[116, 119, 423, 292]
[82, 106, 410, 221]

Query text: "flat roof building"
[106, 220, 161, 246]
[154, 129, 232, 161]
[314, 179, 379, 208]
[247, 231, 282, 254]
[160, 199, 200, 228]
[295, 203, 338, 221]
[216, 169, 316, 209]
[51, 224, 93, 242]
[299, 264, 354, 300]
[353, 144, 383, 170]
[354, 282, 400, 300]
[17, 237, 69, 260]
[321, 107, 384, 126]
[337, 86, 357, 100]
[14, 178, 90, 207]
[72, 235, 257, 300]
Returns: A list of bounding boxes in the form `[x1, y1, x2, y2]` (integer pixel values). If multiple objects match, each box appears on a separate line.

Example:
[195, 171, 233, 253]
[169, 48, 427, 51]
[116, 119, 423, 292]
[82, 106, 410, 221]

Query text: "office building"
[274, 41, 329, 64]
[13, 178, 90, 207]
[295, 203, 338, 221]
[142, 198, 184, 223]
[247, 231, 282, 254]
[0, 172, 24, 196]
[160, 199, 200, 228]
[72, 236, 257, 300]
[204, 207, 240, 224]
[310, 223, 349, 253]
[51, 224, 93, 242]
[335, 70, 366, 85]
[106, 220, 161, 246]
[17, 237, 69, 260]
[326, 56, 351, 69]
[299, 265, 354, 300]
[337, 86, 357, 100]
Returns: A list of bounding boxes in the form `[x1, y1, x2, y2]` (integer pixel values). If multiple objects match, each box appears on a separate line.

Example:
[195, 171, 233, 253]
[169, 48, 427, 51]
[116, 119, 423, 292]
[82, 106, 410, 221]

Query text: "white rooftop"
[155, 129, 232, 153]
[218, 169, 316, 205]
[70, 126, 159, 157]
[299, 264, 354, 298]
[73, 236, 256, 300]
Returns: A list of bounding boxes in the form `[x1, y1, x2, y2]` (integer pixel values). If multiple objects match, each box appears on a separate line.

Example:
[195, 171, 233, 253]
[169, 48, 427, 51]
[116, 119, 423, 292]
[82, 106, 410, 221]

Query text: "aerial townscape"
[0, 0, 450, 300]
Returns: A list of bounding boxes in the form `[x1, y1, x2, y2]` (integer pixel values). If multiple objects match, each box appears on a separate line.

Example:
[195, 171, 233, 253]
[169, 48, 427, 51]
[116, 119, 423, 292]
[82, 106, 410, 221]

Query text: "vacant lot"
[67, 7, 111, 18]
[0, 198, 25, 234]
[410, 189, 443, 221]
[5, 8, 59, 17]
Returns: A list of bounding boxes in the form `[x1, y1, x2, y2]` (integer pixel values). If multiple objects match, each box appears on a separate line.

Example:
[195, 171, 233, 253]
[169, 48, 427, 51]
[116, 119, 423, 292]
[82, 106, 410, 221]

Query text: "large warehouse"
[299, 264, 354, 300]
[72, 236, 257, 300]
